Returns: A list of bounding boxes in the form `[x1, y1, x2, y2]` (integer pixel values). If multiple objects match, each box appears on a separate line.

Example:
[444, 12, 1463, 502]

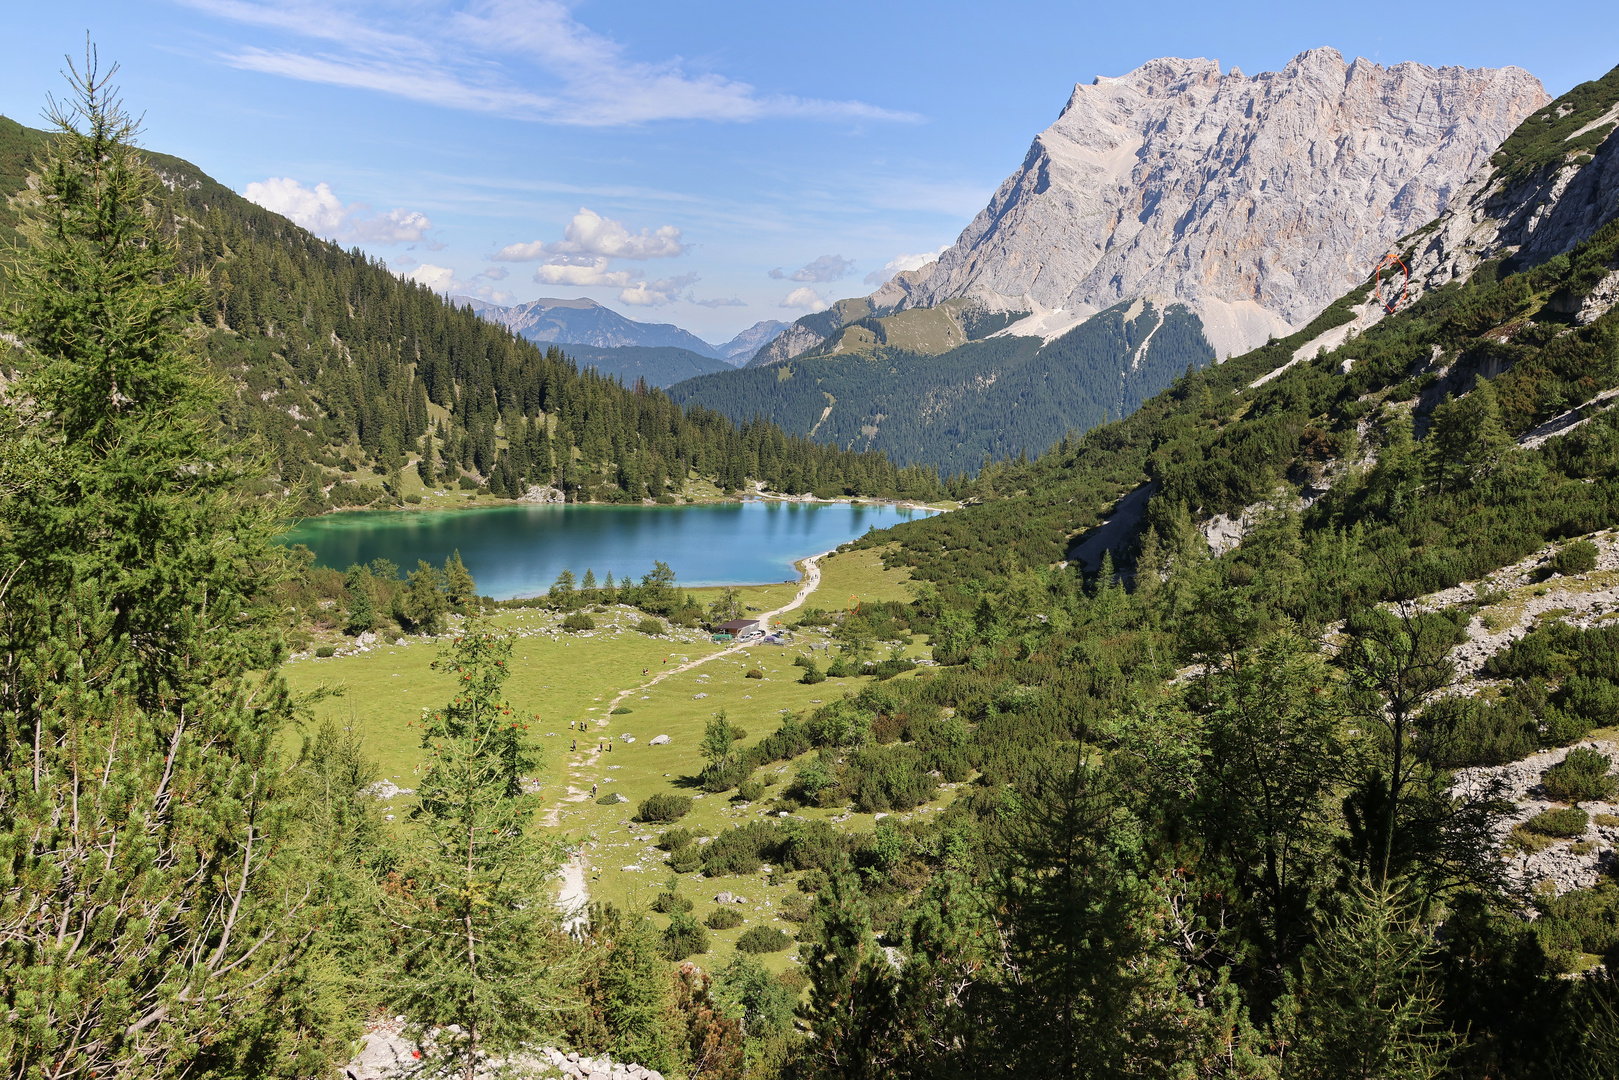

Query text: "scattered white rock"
[1453, 741, 1619, 896]
[650, 735, 670, 745]
[362, 779, 415, 800]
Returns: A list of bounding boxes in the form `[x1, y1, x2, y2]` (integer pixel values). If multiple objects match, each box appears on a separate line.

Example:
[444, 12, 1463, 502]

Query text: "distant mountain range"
[454, 295, 785, 365]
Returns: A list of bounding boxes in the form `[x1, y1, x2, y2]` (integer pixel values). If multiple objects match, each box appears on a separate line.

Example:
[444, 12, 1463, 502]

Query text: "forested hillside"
[669, 299, 1215, 476]
[0, 115, 944, 507]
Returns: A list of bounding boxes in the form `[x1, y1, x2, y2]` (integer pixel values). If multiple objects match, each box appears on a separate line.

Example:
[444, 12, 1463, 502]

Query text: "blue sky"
[4, 2, 1616, 345]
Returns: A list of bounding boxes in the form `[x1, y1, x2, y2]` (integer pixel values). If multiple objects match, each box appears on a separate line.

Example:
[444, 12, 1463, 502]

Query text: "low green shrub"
[657, 827, 697, 851]
[780, 821, 847, 874]
[738, 778, 767, 803]
[669, 846, 703, 873]
[651, 890, 693, 914]
[610, 706, 632, 715]
[457, 475, 479, 490]
[662, 911, 709, 960]
[315, 645, 336, 658]
[1419, 695, 1538, 768]
[1523, 807, 1591, 837]
[705, 908, 745, 930]
[1552, 539, 1600, 577]
[779, 894, 813, 922]
[561, 612, 596, 632]
[1537, 883, 1619, 974]
[636, 618, 665, 636]
[735, 926, 792, 954]
[702, 821, 781, 876]
[1543, 748, 1617, 802]
[745, 668, 764, 679]
[404, 494, 422, 504]
[638, 793, 693, 823]
[871, 658, 918, 681]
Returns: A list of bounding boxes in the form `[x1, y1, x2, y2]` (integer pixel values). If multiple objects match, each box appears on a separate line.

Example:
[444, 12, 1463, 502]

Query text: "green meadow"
[280, 544, 946, 970]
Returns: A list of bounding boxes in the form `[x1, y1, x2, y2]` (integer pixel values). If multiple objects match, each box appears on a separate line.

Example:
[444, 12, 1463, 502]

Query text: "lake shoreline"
[298, 488, 957, 523]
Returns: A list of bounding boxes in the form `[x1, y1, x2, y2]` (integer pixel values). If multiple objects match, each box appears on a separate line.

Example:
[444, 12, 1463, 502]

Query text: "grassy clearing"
[281, 544, 946, 971]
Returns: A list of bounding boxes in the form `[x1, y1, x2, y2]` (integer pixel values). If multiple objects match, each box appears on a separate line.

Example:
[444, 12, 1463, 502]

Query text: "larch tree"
[382, 623, 574, 1080]
[0, 51, 327, 1077]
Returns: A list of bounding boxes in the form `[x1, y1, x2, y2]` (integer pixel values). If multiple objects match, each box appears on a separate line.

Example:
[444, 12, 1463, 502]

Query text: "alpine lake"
[282, 498, 936, 598]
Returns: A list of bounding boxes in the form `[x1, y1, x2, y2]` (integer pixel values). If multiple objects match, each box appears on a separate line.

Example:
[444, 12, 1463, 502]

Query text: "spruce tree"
[0, 53, 328, 1075]
[345, 563, 377, 634]
[405, 559, 448, 634]
[382, 624, 574, 1080]
[442, 549, 477, 611]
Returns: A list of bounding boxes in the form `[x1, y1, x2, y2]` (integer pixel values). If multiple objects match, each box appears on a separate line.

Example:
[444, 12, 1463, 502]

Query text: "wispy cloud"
[865, 245, 949, 286]
[770, 253, 854, 283]
[188, 0, 920, 127]
[691, 296, 746, 308]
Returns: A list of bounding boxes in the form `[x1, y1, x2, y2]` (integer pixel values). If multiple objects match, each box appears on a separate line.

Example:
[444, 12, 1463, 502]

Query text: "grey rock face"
[748, 321, 829, 367]
[885, 48, 1547, 359]
[1406, 113, 1619, 297]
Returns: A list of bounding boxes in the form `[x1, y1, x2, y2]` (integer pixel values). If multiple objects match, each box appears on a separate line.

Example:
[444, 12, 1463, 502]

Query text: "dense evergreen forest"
[7, 50, 1619, 1080]
[668, 299, 1215, 476]
[0, 114, 944, 508]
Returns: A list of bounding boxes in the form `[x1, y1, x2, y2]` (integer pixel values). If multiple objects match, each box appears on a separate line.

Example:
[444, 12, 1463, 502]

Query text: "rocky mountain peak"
[877, 48, 1549, 358]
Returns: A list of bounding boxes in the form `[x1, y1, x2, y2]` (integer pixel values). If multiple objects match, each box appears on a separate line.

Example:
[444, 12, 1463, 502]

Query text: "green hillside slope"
[555, 343, 731, 387]
[0, 115, 943, 507]
[670, 299, 1214, 475]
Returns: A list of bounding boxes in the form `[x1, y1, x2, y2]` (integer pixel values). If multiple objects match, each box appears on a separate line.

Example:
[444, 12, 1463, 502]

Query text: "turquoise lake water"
[282, 500, 934, 599]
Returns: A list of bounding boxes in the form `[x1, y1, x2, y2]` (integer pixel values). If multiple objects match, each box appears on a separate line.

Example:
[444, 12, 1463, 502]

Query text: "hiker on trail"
[571, 739, 577, 751]
[642, 668, 648, 675]
[591, 783, 597, 797]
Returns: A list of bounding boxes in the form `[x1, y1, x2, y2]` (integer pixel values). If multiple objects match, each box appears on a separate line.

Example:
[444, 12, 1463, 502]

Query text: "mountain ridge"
[457, 294, 785, 364]
[881, 47, 1549, 359]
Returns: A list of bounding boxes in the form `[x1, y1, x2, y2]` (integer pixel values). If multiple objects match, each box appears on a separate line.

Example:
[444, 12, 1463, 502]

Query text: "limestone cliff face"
[1406, 95, 1619, 296]
[880, 48, 1547, 358]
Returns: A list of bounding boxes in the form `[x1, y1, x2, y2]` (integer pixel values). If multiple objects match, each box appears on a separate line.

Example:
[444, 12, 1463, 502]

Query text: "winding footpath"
[550, 550, 830, 921]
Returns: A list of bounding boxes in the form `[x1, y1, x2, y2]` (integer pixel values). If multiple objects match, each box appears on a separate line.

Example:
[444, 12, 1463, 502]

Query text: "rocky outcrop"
[1390, 73, 1619, 300]
[748, 320, 827, 366]
[883, 48, 1547, 359]
[1453, 742, 1619, 897]
[346, 1026, 664, 1080]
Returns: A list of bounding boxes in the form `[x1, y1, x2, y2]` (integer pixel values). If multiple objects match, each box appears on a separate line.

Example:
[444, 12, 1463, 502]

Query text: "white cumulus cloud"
[242, 177, 434, 246]
[779, 287, 829, 312]
[494, 208, 685, 261]
[865, 246, 948, 287]
[350, 207, 434, 244]
[619, 272, 699, 307]
[406, 263, 461, 293]
[243, 176, 350, 235]
[533, 258, 636, 288]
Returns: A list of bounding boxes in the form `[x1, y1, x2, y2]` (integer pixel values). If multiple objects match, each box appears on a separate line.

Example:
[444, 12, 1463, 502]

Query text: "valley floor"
[281, 544, 936, 974]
